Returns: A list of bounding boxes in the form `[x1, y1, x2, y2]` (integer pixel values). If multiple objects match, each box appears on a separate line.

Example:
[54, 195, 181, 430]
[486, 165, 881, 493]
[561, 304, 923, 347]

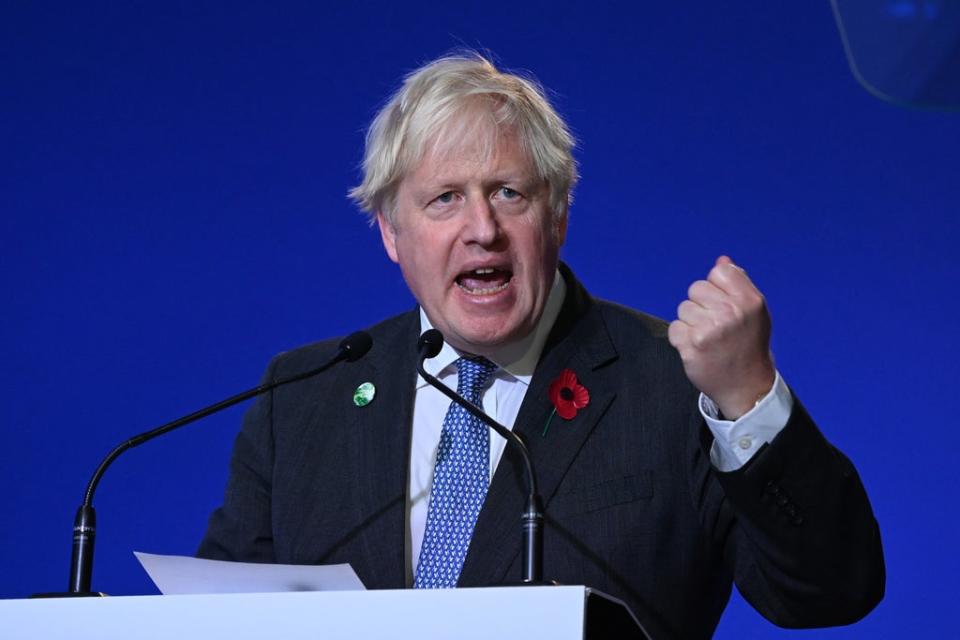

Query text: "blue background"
[3, 2, 957, 637]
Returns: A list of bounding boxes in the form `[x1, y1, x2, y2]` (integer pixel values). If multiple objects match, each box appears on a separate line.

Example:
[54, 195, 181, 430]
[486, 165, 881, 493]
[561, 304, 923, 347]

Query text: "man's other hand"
[668, 256, 776, 419]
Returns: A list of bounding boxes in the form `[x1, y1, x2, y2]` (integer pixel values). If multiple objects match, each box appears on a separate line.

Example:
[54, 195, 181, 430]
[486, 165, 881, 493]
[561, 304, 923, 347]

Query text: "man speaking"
[198, 53, 883, 638]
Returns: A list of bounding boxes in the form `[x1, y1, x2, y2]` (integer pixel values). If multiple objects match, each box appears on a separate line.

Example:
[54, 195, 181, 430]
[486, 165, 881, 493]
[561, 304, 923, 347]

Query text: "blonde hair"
[349, 53, 577, 225]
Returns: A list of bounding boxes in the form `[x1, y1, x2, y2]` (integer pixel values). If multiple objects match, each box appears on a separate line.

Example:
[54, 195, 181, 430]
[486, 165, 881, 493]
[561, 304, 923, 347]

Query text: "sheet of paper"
[135, 551, 366, 595]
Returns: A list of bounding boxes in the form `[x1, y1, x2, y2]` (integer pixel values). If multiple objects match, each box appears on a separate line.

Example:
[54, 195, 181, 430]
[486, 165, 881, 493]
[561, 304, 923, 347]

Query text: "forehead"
[407, 121, 535, 186]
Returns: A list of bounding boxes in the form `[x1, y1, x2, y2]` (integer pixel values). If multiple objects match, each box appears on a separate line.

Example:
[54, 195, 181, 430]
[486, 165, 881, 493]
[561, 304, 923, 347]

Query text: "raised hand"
[668, 256, 776, 419]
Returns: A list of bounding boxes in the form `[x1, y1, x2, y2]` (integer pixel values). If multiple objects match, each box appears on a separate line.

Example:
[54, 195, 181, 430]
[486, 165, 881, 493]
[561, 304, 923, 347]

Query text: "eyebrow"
[421, 172, 535, 191]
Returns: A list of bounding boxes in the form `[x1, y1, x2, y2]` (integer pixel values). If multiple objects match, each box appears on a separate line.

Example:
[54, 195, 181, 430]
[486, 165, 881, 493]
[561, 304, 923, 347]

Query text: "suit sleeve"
[693, 397, 885, 628]
[196, 356, 279, 563]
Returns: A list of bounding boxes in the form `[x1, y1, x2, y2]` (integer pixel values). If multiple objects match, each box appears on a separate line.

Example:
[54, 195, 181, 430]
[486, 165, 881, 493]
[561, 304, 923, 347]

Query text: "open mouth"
[455, 267, 513, 295]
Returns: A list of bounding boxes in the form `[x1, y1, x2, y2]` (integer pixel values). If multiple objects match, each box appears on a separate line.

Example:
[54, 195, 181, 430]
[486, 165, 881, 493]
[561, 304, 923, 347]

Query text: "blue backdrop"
[3, 2, 957, 637]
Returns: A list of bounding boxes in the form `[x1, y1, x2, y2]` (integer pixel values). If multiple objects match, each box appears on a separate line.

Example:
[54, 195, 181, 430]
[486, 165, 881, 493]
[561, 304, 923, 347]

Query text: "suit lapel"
[459, 269, 619, 586]
[294, 312, 419, 589]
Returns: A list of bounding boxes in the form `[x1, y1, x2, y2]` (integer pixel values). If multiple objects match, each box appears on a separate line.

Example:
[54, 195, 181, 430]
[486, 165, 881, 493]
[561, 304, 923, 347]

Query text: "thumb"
[716, 255, 734, 267]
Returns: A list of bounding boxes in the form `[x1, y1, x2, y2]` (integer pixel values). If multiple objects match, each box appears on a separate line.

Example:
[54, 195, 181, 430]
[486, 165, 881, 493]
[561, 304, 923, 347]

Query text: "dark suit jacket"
[198, 265, 884, 639]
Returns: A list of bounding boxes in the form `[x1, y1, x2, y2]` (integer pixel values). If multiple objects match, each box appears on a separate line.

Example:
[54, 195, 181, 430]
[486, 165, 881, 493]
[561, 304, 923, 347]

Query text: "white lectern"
[1, 586, 651, 639]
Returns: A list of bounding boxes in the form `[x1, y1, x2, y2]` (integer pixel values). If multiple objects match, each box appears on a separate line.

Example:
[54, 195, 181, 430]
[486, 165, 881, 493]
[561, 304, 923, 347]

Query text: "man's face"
[378, 126, 566, 356]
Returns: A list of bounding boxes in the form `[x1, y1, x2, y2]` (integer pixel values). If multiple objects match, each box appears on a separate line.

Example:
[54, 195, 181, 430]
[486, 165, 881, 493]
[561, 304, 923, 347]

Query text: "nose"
[461, 195, 501, 247]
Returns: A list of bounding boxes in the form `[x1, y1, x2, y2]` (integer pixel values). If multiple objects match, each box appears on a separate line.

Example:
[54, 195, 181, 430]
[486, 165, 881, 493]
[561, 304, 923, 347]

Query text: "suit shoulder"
[265, 309, 418, 377]
[588, 298, 692, 386]
[593, 297, 670, 342]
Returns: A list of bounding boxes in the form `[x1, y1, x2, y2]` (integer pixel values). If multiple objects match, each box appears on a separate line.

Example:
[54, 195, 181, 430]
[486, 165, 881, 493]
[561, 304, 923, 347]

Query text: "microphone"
[416, 329, 545, 584]
[61, 330, 373, 596]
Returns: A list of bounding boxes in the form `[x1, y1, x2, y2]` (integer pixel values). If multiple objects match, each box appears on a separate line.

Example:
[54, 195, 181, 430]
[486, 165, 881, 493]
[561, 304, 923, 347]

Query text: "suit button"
[776, 495, 789, 506]
[765, 481, 778, 494]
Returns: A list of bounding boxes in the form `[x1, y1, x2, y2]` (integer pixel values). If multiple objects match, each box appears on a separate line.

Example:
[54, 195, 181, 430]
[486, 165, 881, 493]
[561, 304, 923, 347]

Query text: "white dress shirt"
[404, 270, 792, 584]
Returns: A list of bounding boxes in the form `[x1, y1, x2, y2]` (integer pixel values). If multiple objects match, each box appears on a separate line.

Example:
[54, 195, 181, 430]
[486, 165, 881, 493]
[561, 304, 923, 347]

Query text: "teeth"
[457, 280, 509, 295]
[473, 268, 494, 274]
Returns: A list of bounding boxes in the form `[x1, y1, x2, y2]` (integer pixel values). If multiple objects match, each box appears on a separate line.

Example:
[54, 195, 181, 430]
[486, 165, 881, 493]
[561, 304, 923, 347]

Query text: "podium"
[1, 586, 651, 639]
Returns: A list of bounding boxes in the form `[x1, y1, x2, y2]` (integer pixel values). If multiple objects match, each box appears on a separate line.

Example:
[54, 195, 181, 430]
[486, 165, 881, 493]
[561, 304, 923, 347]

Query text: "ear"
[555, 212, 569, 246]
[376, 211, 400, 264]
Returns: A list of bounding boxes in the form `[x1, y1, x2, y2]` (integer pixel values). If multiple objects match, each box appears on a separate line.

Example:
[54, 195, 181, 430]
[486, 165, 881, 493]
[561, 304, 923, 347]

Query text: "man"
[198, 54, 883, 638]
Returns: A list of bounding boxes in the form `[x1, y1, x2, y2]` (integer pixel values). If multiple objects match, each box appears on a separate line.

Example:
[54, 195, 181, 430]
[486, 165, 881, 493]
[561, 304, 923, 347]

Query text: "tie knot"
[455, 356, 497, 400]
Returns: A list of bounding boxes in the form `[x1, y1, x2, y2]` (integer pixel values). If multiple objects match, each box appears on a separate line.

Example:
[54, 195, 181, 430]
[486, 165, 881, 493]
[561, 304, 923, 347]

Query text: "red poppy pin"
[543, 368, 590, 437]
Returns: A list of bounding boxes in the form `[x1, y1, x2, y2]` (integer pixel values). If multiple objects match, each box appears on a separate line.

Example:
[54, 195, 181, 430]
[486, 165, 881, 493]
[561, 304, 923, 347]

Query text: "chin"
[451, 323, 527, 354]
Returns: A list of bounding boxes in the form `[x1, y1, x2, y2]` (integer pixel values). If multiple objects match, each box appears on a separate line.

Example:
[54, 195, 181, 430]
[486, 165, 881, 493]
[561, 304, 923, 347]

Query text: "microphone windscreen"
[340, 331, 373, 362]
[418, 329, 444, 359]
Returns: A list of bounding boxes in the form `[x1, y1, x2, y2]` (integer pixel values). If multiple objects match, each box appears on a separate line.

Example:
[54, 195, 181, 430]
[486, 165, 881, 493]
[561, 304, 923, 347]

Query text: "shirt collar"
[417, 269, 567, 388]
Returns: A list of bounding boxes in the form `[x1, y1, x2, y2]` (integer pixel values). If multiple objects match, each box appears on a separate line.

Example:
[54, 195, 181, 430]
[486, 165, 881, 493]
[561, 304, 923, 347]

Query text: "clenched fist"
[668, 256, 776, 420]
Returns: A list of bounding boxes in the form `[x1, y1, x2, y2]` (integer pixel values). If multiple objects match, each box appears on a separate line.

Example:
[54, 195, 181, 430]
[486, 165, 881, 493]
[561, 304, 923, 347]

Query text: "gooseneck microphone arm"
[416, 329, 544, 584]
[67, 330, 373, 595]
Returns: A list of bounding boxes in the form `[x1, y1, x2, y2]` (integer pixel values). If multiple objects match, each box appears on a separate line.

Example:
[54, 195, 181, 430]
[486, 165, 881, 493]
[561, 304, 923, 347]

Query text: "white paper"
[134, 551, 366, 595]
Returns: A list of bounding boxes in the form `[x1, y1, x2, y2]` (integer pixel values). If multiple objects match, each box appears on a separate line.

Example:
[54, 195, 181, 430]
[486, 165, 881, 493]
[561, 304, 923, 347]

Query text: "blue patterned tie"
[414, 356, 497, 589]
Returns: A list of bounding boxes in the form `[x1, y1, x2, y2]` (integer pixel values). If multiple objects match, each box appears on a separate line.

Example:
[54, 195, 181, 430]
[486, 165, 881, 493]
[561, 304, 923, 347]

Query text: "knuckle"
[736, 292, 766, 320]
[719, 300, 744, 323]
[728, 302, 746, 324]
[710, 303, 737, 328]
[690, 330, 710, 350]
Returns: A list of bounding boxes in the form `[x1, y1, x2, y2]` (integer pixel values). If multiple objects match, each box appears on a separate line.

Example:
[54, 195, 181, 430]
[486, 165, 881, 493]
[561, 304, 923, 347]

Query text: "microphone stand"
[416, 330, 544, 584]
[43, 331, 372, 597]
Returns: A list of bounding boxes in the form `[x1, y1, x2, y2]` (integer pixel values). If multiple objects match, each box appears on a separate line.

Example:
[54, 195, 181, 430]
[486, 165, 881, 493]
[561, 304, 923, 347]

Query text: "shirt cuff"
[699, 371, 793, 472]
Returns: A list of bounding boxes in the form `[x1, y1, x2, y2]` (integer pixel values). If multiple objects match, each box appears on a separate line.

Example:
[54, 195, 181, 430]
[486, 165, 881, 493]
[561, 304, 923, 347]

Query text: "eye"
[498, 186, 521, 199]
[431, 191, 456, 206]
